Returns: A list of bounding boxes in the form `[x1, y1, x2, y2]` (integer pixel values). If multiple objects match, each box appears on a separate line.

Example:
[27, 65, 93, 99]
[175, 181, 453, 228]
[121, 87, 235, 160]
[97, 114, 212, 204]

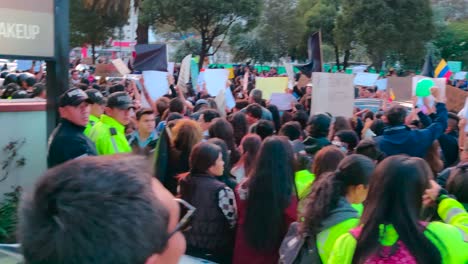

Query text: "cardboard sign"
[446, 85, 468, 112]
[454, 71, 467, 80]
[112, 59, 131, 76]
[167, 62, 175, 75]
[214, 88, 227, 117]
[354, 72, 379, 87]
[411, 76, 446, 101]
[95, 64, 120, 77]
[225, 88, 236, 110]
[204, 69, 229, 96]
[297, 74, 311, 89]
[270, 93, 297, 110]
[311, 73, 355, 117]
[177, 54, 192, 93]
[387, 77, 412, 101]
[142, 71, 169, 100]
[376, 78, 388, 91]
[256, 77, 289, 100]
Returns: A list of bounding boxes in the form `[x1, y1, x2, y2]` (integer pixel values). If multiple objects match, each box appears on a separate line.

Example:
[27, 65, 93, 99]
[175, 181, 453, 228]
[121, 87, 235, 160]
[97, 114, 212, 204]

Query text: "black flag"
[133, 44, 168, 72]
[421, 52, 434, 78]
[295, 32, 322, 77]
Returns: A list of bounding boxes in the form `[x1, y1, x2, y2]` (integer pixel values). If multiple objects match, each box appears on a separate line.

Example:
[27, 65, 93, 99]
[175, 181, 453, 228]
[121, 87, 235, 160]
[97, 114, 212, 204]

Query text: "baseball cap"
[58, 88, 92, 107]
[11, 90, 29, 99]
[85, 89, 106, 105]
[106, 91, 135, 109]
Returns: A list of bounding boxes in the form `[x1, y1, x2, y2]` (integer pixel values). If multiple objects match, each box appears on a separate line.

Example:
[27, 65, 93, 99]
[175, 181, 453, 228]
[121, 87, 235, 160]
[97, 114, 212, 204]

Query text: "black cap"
[85, 89, 105, 105]
[11, 90, 30, 99]
[58, 88, 92, 107]
[106, 91, 135, 109]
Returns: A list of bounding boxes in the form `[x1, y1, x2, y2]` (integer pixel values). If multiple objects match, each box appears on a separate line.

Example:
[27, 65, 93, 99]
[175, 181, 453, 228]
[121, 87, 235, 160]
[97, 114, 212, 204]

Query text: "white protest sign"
[204, 69, 229, 96]
[270, 93, 297, 110]
[167, 62, 175, 75]
[142, 71, 169, 100]
[225, 88, 236, 110]
[459, 98, 468, 132]
[311, 73, 355, 117]
[16, 60, 42, 72]
[455, 71, 467, 80]
[352, 66, 367, 74]
[112, 58, 131, 76]
[243, 72, 249, 91]
[284, 62, 295, 89]
[215, 88, 227, 117]
[376, 78, 388, 91]
[177, 54, 192, 93]
[354, 72, 379, 87]
[411, 76, 446, 100]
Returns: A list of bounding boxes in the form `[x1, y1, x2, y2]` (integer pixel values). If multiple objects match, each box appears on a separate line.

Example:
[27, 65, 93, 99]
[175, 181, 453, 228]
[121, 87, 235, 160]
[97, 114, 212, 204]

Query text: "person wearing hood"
[374, 87, 447, 158]
[280, 154, 375, 264]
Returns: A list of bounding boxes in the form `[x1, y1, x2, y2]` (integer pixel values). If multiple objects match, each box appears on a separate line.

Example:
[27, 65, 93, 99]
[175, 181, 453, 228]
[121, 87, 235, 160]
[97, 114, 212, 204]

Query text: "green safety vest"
[88, 114, 132, 155]
[84, 114, 100, 136]
[328, 197, 468, 264]
[295, 170, 315, 200]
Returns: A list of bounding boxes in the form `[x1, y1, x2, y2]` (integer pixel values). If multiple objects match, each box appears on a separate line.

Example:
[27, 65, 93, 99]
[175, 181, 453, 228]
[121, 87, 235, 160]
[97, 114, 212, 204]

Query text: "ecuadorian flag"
[435, 59, 452, 79]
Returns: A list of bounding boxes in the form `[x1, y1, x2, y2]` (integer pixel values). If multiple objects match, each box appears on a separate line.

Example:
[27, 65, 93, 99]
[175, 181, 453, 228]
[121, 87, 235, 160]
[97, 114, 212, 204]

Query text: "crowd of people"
[2, 61, 468, 263]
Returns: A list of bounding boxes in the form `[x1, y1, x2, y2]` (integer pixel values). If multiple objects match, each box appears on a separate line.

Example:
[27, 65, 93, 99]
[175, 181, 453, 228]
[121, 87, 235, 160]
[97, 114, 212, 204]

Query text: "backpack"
[349, 224, 428, 264]
[279, 222, 322, 264]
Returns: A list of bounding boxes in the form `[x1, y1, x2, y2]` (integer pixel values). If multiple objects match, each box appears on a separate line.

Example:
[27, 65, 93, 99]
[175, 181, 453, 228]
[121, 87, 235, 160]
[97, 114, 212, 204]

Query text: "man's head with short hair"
[253, 120, 275, 140]
[136, 108, 156, 135]
[245, 103, 263, 125]
[19, 155, 186, 264]
[106, 91, 135, 125]
[70, 70, 80, 81]
[384, 105, 407, 126]
[306, 113, 331, 138]
[169, 98, 185, 114]
[249, 89, 263, 104]
[198, 109, 221, 131]
[58, 88, 92, 127]
[279, 121, 302, 141]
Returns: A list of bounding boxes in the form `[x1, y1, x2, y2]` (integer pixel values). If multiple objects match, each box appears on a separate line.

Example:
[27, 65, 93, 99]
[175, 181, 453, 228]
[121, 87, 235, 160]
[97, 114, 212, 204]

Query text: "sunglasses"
[168, 199, 196, 238]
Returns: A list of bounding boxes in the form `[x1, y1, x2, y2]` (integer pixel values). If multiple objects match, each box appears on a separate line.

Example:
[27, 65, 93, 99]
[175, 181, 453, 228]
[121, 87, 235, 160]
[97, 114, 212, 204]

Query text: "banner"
[411, 76, 446, 101]
[142, 71, 169, 100]
[204, 69, 229, 96]
[270, 93, 297, 110]
[133, 44, 168, 72]
[256, 77, 289, 100]
[112, 58, 131, 76]
[177, 54, 192, 93]
[311, 73, 354, 117]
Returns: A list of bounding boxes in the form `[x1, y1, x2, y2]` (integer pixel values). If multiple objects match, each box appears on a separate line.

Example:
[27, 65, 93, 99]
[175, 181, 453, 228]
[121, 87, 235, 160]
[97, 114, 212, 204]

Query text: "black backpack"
[279, 222, 322, 264]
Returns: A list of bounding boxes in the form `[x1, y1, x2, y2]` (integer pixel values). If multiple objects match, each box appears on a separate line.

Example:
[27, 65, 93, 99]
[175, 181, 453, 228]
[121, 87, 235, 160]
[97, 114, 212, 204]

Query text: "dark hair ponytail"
[301, 154, 375, 235]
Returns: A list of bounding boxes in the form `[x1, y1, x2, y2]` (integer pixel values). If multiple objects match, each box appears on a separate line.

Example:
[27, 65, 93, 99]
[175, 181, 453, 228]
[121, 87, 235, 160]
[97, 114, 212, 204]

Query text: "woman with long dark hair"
[231, 134, 262, 183]
[179, 142, 237, 263]
[233, 136, 297, 264]
[329, 156, 468, 263]
[207, 138, 238, 190]
[229, 112, 249, 147]
[293, 155, 375, 263]
[267, 104, 281, 133]
[209, 118, 241, 165]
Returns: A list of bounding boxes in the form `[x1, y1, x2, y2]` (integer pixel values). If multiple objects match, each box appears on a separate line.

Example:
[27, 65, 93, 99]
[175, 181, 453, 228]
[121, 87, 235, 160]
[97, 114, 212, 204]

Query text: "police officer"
[47, 88, 97, 168]
[84, 89, 106, 136]
[89, 91, 134, 155]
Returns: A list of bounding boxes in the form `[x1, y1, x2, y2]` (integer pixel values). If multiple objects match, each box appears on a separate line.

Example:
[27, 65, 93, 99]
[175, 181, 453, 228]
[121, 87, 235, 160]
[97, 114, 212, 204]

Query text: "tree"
[172, 38, 202, 62]
[141, 0, 262, 69]
[434, 20, 468, 68]
[70, 0, 127, 63]
[337, 0, 434, 70]
[229, 0, 302, 63]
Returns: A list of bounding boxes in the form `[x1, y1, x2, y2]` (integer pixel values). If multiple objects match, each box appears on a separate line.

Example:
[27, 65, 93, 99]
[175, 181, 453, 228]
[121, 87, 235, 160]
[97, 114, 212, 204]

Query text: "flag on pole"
[435, 59, 452, 79]
[295, 31, 322, 77]
[421, 52, 434, 78]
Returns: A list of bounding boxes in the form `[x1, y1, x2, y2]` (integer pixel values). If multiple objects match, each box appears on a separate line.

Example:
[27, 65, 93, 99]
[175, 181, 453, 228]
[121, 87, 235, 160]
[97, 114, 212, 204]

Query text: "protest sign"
[190, 59, 199, 89]
[177, 54, 192, 93]
[225, 88, 236, 110]
[95, 64, 120, 77]
[112, 59, 131, 76]
[447, 61, 462, 73]
[411, 76, 446, 101]
[353, 72, 379, 87]
[297, 74, 311, 89]
[243, 72, 249, 91]
[204, 69, 229, 96]
[354, 98, 383, 113]
[228, 68, 235, 79]
[142, 71, 169, 100]
[446, 85, 468, 112]
[387, 77, 412, 101]
[284, 62, 295, 89]
[16, 60, 42, 72]
[311, 73, 354, 117]
[215, 88, 227, 117]
[352, 66, 367, 74]
[167, 62, 175, 75]
[454, 71, 467, 80]
[376, 78, 388, 91]
[256, 77, 289, 100]
[270, 93, 297, 111]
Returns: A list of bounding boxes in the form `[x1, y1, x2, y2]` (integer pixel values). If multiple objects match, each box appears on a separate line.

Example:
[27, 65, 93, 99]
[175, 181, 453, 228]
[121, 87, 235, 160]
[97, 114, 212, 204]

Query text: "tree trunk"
[136, 23, 149, 44]
[91, 44, 96, 64]
[334, 44, 341, 69]
[343, 49, 351, 70]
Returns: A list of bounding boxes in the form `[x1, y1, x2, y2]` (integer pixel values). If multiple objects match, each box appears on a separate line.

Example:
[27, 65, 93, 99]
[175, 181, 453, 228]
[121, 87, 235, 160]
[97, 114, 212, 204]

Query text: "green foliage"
[0, 187, 21, 243]
[70, 0, 127, 51]
[172, 39, 202, 62]
[229, 0, 302, 63]
[337, 0, 434, 70]
[141, 0, 262, 67]
[434, 20, 468, 68]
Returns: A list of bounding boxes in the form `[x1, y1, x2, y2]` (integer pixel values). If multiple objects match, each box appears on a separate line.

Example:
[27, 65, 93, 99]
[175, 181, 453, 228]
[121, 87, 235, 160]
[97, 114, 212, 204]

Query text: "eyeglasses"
[168, 199, 196, 238]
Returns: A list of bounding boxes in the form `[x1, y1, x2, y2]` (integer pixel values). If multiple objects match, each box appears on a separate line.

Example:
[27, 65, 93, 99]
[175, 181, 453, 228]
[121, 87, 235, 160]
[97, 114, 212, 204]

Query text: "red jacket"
[233, 185, 298, 264]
